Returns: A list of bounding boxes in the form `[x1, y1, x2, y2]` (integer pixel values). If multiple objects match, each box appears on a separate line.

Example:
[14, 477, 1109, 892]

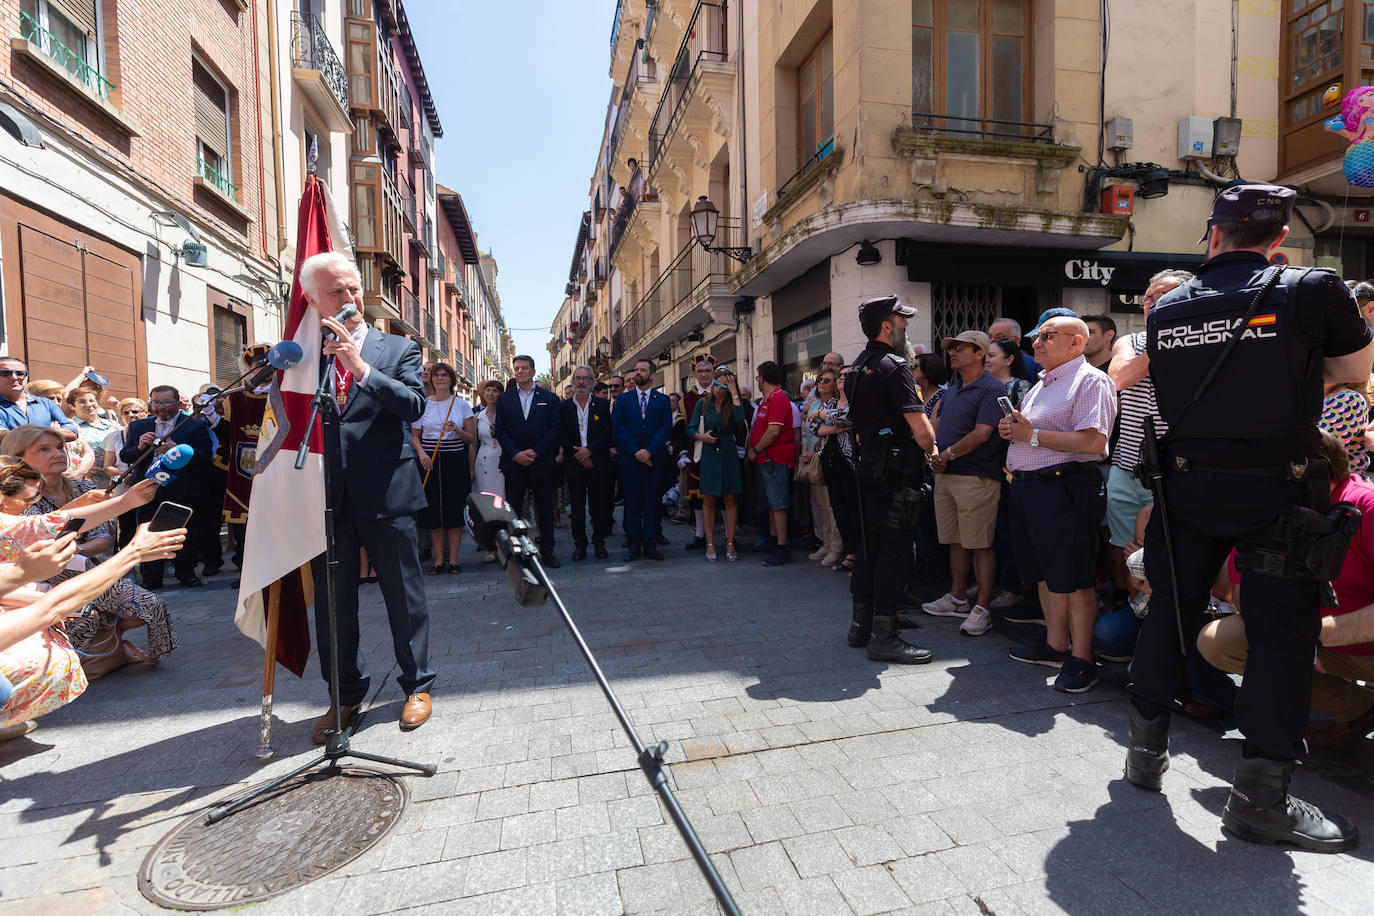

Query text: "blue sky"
[407, 0, 616, 369]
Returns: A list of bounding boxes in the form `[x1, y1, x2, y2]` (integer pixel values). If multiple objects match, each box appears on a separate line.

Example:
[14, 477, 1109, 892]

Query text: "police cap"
[1198, 184, 1296, 243]
[858, 295, 917, 323]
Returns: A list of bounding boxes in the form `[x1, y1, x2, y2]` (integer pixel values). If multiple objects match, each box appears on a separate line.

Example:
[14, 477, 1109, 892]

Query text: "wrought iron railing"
[778, 135, 835, 199]
[910, 112, 1055, 144]
[616, 217, 741, 362]
[399, 287, 421, 335]
[647, 1, 727, 171]
[198, 158, 239, 199]
[400, 177, 417, 230]
[290, 12, 349, 112]
[435, 251, 447, 282]
[423, 305, 436, 346]
[17, 9, 114, 101]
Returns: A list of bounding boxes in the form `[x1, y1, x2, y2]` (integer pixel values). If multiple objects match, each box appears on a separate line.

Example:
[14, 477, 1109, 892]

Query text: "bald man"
[997, 316, 1118, 694]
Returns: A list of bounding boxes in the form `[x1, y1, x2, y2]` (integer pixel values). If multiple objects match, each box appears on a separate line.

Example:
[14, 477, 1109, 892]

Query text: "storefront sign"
[899, 241, 1204, 295]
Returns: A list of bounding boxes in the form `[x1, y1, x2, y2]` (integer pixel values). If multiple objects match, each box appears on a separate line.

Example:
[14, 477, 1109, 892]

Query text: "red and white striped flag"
[233, 174, 350, 676]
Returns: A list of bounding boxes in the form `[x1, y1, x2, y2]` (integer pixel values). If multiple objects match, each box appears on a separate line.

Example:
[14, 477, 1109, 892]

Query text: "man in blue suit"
[613, 357, 673, 561]
[495, 355, 563, 567]
[121, 385, 216, 588]
[300, 252, 435, 742]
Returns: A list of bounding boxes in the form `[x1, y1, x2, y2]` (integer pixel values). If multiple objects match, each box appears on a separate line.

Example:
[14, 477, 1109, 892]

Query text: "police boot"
[866, 615, 933, 665]
[1222, 756, 1359, 853]
[1124, 704, 1170, 792]
[848, 601, 874, 648]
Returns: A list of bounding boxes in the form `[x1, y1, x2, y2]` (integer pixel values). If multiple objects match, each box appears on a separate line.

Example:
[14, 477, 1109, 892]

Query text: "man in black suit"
[300, 252, 435, 742]
[560, 365, 614, 560]
[495, 355, 563, 566]
[120, 385, 216, 588]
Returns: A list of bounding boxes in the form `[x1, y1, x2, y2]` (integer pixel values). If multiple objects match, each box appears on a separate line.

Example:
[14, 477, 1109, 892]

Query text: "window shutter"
[50, 0, 98, 36]
[193, 60, 229, 158]
[212, 306, 246, 389]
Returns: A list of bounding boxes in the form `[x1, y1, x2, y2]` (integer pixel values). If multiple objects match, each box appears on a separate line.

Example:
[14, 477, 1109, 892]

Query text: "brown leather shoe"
[311, 705, 358, 745]
[400, 693, 432, 731]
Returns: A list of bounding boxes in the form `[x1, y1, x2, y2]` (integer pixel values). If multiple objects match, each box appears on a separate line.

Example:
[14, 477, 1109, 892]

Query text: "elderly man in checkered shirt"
[997, 314, 1118, 694]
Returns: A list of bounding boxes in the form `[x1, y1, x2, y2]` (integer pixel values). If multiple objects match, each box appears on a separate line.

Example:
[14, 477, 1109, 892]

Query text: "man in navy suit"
[613, 357, 672, 561]
[120, 385, 216, 588]
[495, 355, 563, 567]
[300, 252, 435, 742]
[559, 365, 614, 560]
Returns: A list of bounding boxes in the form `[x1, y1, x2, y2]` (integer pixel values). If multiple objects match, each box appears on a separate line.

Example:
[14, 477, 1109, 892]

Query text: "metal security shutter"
[192, 59, 229, 158]
[931, 282, 999, 353]
[212, 304, 246, 388]
[50, 0, 98, 36]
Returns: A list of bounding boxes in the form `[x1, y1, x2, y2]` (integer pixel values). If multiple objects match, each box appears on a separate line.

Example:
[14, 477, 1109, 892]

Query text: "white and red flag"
[233, 174, 350, 678]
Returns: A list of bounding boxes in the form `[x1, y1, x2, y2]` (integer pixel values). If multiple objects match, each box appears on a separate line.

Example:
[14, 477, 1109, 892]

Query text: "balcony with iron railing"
[613, 216, 741, 365]
[400, 176, 417, 231]
[16, 8, 114, 101]
[439, 327, 450, 363]
[412, 221, 433, 259]
[290, 12, 351, 132]
[909, 113, 1055, 145]
[422, 305, 437, 348]
[434, 250, 447, 282]
[646, 1, 730, 174]
[397, 287, 421, 337]
[197, 157, 239, 201]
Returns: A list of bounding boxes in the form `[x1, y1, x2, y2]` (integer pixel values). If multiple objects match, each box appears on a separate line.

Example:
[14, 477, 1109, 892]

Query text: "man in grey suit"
[300, 252, 435, 744]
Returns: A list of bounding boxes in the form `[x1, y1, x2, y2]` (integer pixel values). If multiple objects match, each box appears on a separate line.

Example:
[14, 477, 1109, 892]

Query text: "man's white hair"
[299, 251, 360, 298]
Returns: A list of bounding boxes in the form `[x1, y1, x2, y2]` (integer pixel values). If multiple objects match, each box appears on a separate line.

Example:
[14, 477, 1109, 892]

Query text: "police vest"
[1146, 265, 1324, 442]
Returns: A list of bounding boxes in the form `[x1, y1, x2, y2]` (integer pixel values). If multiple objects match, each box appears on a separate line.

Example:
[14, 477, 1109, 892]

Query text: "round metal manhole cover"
[138, 766, 407, 910]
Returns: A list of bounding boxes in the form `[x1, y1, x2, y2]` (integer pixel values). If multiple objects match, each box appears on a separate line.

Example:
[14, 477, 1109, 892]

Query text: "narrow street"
[2, 516, 1372, 915]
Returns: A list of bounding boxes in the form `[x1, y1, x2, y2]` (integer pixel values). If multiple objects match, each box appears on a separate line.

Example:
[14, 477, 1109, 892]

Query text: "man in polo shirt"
[747, 360, 796, 567]
[923, 330, 1006, 636]
[0, 357, 78, 439]
[997, 315, 1117, 693]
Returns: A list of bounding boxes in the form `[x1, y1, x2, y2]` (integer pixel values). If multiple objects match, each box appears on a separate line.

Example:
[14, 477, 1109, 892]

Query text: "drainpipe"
[250, 0, 268, 258]
[265, 0, 289, 257]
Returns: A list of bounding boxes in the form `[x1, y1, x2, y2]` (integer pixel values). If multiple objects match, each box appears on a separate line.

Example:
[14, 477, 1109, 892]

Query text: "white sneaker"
[808, 547, 828, 560]
[988, 590, 1022, 610]
[960, 606, 993, 636]
[922, 593, 970, 617]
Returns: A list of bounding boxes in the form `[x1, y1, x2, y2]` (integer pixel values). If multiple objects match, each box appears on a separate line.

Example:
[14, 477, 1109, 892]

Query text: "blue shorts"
[1010, 469, 1107, 594]
[757, 461, 792, 510]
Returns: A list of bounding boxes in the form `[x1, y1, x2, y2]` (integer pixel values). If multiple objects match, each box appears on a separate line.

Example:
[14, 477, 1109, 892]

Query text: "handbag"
[808, 447, 826, 486]
[692, 413, 706, 463]
[78, 622, 128, 679]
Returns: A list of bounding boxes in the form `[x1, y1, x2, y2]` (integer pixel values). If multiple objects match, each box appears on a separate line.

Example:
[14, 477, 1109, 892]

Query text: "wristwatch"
[1030, 428, 1041, 448]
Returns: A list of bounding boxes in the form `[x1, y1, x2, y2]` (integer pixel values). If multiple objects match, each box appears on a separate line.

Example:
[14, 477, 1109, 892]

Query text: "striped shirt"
[413, 396, 473, 453]
[1111, 331, 1166, 473]
[1007, 354, 1118, 472]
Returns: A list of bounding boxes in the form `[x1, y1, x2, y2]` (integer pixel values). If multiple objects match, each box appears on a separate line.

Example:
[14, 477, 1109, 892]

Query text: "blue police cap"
[858, 295, 917, 323]
[1198, 184, 1296, 243]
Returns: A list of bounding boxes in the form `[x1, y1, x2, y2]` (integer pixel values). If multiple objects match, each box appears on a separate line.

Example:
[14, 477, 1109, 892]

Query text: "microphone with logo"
[144, 444, 193, 486]
[227, 340, 304, 393]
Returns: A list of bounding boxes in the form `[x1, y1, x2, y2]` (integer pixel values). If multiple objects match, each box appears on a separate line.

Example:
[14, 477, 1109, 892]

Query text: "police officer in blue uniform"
[842, 295, 937, 663]
[1124, 185, 1374, 852]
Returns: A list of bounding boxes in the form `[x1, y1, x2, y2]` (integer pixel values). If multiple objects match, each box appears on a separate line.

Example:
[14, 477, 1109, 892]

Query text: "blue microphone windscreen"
[268, 340, 304, 369]
[162, 445, 193, 469]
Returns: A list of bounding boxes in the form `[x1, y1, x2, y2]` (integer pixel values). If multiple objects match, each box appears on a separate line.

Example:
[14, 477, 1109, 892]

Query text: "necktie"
[640, 391, 648, 418]
[334, 362, 354, 408]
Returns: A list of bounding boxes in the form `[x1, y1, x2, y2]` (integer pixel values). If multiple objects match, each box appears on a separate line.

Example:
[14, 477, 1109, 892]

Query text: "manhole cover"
[138, 766, 407, 910]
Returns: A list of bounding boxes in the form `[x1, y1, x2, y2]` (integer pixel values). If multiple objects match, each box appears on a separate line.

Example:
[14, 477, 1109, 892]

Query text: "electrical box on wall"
[1178, 116, 1214, 160]
[1101, 182, 1135, 216]
[1105, 117, 1133, 151]
[1212, 117, 1242, 157]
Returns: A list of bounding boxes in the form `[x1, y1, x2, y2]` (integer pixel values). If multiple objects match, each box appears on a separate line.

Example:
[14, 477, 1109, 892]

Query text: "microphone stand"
[484, 510, 742, 916]
[207, 345, 435, 825]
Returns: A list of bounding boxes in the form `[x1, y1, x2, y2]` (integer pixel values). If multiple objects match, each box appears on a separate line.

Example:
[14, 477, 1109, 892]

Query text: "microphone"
[323, 304, 359, 341]
[465, 492, 548, 606]
[144, 444, 193, 486]
[241, 340, 304, 389]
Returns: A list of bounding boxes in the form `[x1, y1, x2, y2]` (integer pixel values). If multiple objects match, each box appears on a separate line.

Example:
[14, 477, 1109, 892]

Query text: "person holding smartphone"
[690, 368, 747, 561]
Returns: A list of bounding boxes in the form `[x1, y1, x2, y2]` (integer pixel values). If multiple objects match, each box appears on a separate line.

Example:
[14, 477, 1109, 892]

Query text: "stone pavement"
[2, 517, 1374, 915]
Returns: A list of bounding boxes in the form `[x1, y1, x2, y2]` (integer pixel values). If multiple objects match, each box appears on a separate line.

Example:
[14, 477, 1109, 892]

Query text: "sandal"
[483, 552, 497, 564]
[834, 558, 856, 572]
[427, 565, 444, 575]
[447, 563, 461, 574]
[726, 541, 738, 562]
[705, 543, 717, 562]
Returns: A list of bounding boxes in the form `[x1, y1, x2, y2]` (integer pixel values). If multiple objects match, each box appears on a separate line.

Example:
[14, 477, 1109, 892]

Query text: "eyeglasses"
[0, 369, 28, 379]
[1033, 330, 1071, 344]
[149, 400, 177, 406]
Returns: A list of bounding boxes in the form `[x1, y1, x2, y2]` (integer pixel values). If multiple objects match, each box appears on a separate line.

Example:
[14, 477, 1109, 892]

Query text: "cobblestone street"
[2, 518, 1373, 915]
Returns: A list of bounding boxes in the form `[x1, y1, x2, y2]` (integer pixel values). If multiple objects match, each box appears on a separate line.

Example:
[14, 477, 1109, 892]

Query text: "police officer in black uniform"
[1125, 185, 1374, 852]
[843, 295, 937, 663]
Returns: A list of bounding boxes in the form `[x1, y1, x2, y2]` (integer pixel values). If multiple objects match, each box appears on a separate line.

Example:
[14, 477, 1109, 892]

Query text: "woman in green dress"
[689, 367, 748, 561]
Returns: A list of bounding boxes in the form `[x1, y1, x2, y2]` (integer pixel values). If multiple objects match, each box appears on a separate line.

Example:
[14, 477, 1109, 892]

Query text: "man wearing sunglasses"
[0, 357, 78, 439]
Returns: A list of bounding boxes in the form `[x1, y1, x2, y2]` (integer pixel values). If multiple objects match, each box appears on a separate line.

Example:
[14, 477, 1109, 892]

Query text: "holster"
[1235, 501, 1362, 586]
[884, 483, 929, 530]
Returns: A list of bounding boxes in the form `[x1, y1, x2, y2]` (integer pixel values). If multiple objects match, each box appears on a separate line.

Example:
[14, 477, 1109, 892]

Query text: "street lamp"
[597, 336, 610, 359]
[690, 196, 752, 264]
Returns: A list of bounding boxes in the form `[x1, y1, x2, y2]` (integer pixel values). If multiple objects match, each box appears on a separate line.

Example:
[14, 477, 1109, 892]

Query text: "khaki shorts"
[933, 473, 1001, 549]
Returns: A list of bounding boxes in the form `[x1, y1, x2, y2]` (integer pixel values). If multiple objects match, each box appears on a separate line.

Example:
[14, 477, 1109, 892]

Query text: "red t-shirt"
[749, 388, 796, 466]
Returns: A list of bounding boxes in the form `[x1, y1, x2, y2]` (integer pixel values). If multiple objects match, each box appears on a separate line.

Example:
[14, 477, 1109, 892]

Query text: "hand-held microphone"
[144, 444, 193, 486]
[242, 340, 304, 388]
[322, 304, 359, 342]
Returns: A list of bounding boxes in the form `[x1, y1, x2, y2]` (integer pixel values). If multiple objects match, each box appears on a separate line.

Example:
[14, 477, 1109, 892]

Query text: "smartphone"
[58, 515, 84, 536]
[148, 501, 193, 532]
[997, 396, 1016, 420]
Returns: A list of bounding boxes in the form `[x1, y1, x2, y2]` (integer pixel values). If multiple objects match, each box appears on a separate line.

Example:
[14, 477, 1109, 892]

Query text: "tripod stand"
[468, 493, 741, 915]
[206, 355, 435, 825]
